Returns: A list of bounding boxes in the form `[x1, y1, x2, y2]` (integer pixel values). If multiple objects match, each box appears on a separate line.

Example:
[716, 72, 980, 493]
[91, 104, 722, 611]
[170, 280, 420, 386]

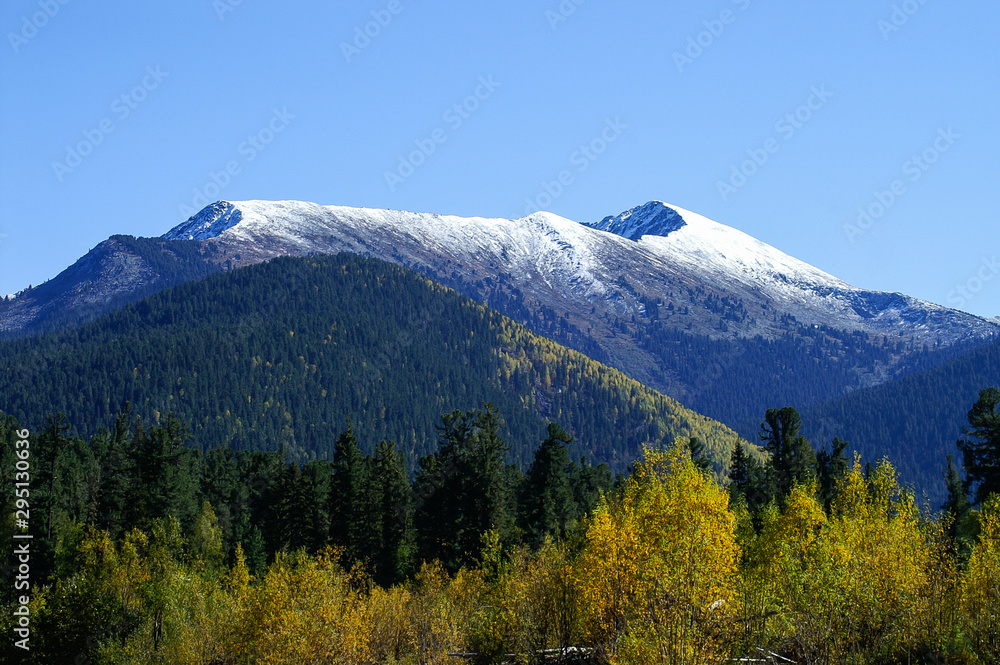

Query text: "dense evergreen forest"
[1, 386, 998, 664]
[0, 253, 745, 472]
[423, 262, 993, 501]
[797, 336, 1000, 502]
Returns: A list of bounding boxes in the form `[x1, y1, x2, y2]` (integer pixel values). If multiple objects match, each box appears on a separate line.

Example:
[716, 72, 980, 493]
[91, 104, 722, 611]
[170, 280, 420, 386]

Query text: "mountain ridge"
[157, 198, 998, 344]
[0, 253, 750, 473]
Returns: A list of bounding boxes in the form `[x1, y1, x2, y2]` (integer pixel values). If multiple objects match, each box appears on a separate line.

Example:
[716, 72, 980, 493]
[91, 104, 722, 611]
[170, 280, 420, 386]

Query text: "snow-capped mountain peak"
[164, 201, 243, 241]
[586, 201, 686, 241]
[153, 198, 996, 347]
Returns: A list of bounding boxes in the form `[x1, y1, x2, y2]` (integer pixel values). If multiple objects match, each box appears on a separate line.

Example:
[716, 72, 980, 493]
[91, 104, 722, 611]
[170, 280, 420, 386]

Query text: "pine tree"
[414, 405, 513, 571]
[728, 442, 766, 514]
[687, 436, 713, 475]
[265, 462, 320, 554]
[760, 407, 816, 503]
[957, 386, 1000, 505]
[93, 405, 139, 537]
[943, 453, 978, 560]
[519, 423, 579, 548]
[367, 440, 415, 586]
[330, 422, 368, 564]
[816, 436, 850, 512]
[133, 415, 199, 530]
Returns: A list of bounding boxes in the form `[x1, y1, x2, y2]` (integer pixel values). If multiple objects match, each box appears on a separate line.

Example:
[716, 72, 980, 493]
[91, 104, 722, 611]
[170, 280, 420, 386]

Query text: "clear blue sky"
[2, 1, 998, 317]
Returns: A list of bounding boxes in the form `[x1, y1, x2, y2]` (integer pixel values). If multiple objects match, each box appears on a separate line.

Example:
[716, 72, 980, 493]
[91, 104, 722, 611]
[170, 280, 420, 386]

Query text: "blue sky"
[2, 0, 998, 317]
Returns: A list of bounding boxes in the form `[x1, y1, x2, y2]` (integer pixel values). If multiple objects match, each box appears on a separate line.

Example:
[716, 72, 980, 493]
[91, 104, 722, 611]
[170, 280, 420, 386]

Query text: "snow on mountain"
[158, 199, 997, 347]
[587, 201, 687, 241]
[164, 201, 244, 241]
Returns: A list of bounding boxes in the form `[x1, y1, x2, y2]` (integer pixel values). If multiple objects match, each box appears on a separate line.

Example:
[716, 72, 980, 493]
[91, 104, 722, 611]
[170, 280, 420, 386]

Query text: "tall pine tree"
[414, 404, 513, 572]
[330, 422, 368, 564]
[760, 407, 816, 504]
[957, 387, 1000, 505]
[519, 422, 579, 548]
[367, 440, 415, 586]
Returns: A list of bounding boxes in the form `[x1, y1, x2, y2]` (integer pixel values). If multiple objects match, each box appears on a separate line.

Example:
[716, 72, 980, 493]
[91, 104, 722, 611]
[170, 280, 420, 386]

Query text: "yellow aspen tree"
[577, 442, 739, 664]
[962, 495, 1000, 660]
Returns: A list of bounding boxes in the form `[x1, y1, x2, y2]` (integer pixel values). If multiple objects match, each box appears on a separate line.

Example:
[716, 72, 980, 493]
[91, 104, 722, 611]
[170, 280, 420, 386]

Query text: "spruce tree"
[760, 407, 816, 503]
[957, 386, 1000, 505]
[519, 422, 579, 548]
[942, 453, 978, 555]
[728, 442, 766, 514]
[330, 422, 368, 563]
[367, 440, 415, 586]
[816, 436, 850, 512]
[414, 404, 512, 572]
[687, 436, 713, 475]
[93, 405, 139, 537]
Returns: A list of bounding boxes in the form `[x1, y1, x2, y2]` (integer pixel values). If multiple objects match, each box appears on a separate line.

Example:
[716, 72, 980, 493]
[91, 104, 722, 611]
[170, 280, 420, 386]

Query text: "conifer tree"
[330, 422, 368, 563]
[728, 442, 766, 514]
[266, 461, 320, 554]
[92, 405, 139, 537]
[133, 415, 200, 531]
[957, 386, 1000, 505]
[760, 407, 816, 503]
[367, 440, 415, 586]
[414, 404, 512, 571]
[816, 436, 850, 512]
[519, 422, 579, 548]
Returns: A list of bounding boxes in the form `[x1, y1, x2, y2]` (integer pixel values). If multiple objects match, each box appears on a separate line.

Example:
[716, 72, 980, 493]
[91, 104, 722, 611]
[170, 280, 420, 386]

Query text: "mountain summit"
[152, 199, 988, 341]
[586, 201, 687, 241]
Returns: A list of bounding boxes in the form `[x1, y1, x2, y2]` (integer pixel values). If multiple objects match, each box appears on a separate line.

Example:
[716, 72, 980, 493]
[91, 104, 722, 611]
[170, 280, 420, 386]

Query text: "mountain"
[164, 199, 996, 345]
[0, 235, 222, 337]
[0, 253, 748, 472]
[157, 201, 997, 420]
[3, 198, 996, 494]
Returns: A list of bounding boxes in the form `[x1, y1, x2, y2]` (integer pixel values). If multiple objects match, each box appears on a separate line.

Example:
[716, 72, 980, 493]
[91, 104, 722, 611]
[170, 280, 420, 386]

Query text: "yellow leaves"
[961, 495, 1000, 658]
[775, 483, 826, 555]
[752, 458, 934, 661]
[55, 454, 1000, 664]
[576, 441, 739, 662]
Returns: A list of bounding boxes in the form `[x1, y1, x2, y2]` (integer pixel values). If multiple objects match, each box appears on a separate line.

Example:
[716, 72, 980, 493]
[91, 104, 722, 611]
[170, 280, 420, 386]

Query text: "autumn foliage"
[4, 438, 1000, 664]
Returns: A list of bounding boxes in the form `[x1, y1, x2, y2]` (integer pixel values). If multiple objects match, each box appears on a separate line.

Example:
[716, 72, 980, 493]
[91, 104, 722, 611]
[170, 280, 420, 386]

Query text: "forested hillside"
[797, 336, 1000, 501]
[0, 253, 746, 472]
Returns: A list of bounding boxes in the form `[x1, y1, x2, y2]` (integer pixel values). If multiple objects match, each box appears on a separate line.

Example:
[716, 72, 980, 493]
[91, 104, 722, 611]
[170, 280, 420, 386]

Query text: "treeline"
[3, 389, 1000, 664]
[0, 404, 612, 603]
[0, 253, 745, 472]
